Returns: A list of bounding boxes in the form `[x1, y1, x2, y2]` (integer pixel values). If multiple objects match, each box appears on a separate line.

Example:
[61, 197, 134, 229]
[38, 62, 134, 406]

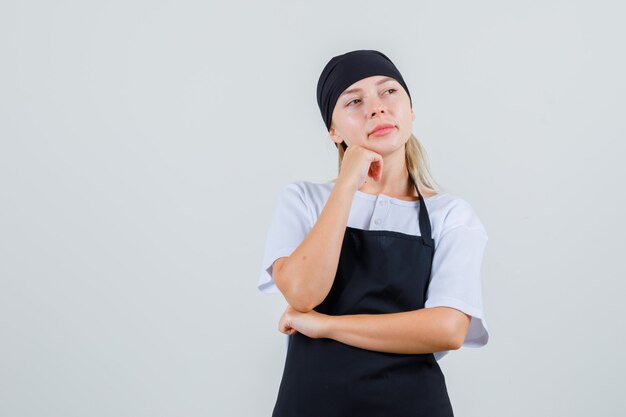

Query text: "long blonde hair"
[335, 133, 442, 195]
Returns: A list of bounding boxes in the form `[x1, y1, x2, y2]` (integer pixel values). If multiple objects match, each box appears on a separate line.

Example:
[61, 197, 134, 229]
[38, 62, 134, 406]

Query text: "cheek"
[397, 107, 414, 126]
[336, 115, 363, 134]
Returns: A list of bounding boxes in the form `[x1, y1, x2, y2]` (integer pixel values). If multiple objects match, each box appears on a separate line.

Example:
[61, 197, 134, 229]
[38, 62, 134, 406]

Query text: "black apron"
[272, 183, 454, 417]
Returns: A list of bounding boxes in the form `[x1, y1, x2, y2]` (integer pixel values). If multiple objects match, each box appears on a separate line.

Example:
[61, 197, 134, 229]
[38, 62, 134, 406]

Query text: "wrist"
[333, 178, 357, 196]
[322, 314, 337, 339]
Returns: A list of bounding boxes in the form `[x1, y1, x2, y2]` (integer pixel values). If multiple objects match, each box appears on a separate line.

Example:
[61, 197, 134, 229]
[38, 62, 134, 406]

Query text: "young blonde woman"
[258, 49, 490, 416]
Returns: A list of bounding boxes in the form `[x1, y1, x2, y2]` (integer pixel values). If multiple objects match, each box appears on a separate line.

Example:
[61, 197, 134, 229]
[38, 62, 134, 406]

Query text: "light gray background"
[1, 0, 624, 416]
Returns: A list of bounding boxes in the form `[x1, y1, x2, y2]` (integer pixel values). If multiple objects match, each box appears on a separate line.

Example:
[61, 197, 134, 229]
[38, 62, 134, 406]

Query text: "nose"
[368, 96, 386, 118]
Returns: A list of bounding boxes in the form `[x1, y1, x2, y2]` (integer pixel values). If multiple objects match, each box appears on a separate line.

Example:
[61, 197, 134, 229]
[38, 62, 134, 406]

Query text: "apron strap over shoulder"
[415, 182, 434, 248]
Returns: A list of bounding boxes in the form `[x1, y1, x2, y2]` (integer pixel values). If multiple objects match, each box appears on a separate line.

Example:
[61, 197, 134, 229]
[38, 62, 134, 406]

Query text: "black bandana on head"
[316, 49, 412, 131]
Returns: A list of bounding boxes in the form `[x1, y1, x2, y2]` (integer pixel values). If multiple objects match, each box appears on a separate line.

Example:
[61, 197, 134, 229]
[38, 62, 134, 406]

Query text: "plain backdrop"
[1, 0, 625, 416]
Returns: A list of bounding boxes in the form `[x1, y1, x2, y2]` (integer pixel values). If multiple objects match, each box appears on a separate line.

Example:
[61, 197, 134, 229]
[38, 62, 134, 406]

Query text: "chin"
[370, 135, 404, 150]
[372, 144, 404, 157]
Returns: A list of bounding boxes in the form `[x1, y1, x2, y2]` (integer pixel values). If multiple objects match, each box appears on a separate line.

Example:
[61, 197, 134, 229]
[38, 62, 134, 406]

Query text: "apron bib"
[272, 183, 454, 417]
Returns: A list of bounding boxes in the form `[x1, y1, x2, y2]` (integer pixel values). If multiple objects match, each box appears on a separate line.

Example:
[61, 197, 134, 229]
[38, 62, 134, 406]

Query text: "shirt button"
[378, 200, 387, 205]
[374, 218, 382, 225]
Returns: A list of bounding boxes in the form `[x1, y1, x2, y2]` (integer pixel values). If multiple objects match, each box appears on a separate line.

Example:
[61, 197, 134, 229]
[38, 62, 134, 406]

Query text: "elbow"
[445, 318, 469, 351]
[447, 331, 465, 351]
[282, 278, 320, 312]
[288, 297, 316, 313]
[430, 307, 470, 351]
[274, 260, 319, 313]
[429, 314, 464, 351]
[435, 329, 462, 352]
[281, 284, 318, 312]
[438, 328, 463, 351]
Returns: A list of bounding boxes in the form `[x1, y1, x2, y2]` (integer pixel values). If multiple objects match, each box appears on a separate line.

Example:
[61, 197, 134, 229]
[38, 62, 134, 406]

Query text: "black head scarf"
[316, 49, 412, 131]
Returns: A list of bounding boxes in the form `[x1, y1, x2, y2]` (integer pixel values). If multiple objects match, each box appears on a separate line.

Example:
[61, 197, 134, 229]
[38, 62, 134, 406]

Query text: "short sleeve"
[257, 183, 313, 294]
[425, 202, 490, 361]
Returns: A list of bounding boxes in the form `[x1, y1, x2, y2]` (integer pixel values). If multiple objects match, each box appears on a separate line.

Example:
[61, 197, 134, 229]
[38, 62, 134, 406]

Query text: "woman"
[258, 49, 490, 416]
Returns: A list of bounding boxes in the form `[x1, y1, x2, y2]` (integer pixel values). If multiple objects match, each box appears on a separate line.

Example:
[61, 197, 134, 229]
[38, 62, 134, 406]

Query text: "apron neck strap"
[414, 182, 434, 246]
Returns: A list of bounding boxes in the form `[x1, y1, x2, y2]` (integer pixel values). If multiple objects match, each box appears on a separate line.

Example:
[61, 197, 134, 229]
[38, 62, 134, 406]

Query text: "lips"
[369, 123, 396, 136]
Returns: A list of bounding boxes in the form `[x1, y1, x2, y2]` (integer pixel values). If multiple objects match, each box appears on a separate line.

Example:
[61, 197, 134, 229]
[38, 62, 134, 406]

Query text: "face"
[329, 75, 415, 156]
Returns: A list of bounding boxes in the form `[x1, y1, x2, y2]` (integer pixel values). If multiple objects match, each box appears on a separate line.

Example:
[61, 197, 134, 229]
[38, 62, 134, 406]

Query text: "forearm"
[277, 181, 355, 312]
[325, 307, 467, 354]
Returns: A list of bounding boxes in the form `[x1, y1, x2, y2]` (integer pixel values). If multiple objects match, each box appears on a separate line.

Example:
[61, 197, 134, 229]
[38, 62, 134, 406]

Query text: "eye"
[385, 88, 397, 94]
[346, 98, 361, 107]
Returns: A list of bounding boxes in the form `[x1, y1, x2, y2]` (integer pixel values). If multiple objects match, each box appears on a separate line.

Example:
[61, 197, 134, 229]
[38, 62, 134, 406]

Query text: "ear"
[411, 108, 416, 121]
[329, 126, 343, 145]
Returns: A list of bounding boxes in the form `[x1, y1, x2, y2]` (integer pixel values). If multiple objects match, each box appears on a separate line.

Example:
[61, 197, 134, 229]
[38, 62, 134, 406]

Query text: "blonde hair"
[335, 133, 442, 195]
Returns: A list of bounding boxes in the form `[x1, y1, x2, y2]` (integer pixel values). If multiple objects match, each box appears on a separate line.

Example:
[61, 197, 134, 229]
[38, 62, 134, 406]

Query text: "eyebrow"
[339, 77, 397, 98]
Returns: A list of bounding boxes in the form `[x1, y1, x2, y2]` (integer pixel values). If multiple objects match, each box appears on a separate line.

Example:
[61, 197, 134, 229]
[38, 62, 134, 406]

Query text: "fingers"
[368, 159, 382, 182]
[279, 323, 296, 335]
[339, 145, 384, 190]
[279, 309, 297, 335]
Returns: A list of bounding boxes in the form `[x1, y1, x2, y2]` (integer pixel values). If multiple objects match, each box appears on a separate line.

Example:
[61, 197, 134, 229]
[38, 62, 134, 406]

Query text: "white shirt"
[258, 179, 490, 361]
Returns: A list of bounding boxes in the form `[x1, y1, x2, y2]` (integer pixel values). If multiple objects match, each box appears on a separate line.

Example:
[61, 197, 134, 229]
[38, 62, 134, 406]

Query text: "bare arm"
[273, 180, 355, 312]
[279, 305, 472, 354]
[325, 307, 471, 354]
[273, 145, 384, 313]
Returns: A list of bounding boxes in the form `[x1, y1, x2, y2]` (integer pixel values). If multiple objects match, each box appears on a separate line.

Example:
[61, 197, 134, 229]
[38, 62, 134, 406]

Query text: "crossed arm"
[272, 183, 472, 355]
[279, 303, 472, 355]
